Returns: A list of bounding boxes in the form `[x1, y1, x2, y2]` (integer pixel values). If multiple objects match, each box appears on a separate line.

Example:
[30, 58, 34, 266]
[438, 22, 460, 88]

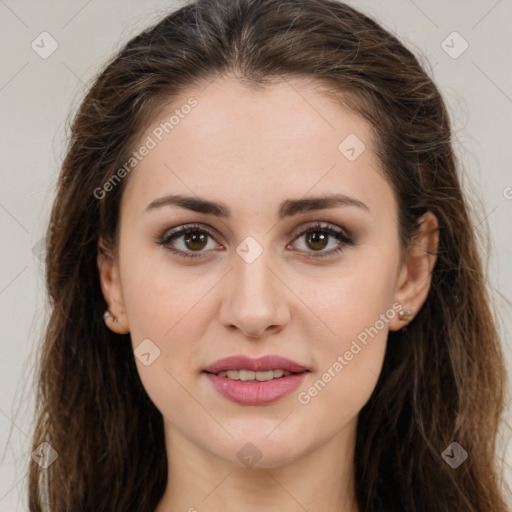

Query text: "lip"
[205, 372, 308, 405]
[203, 354, 308, 374]
[203, 354, 309, 406]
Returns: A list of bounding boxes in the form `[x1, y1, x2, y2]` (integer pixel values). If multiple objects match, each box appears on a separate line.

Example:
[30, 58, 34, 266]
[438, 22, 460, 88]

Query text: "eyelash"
[156, 222, 354, 260]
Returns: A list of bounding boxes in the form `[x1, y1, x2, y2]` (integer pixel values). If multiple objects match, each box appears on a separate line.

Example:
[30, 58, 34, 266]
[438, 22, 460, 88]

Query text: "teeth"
[215, 369, 292, 380]
[239, 369, 255, 381]
[255, 370, 274, 381]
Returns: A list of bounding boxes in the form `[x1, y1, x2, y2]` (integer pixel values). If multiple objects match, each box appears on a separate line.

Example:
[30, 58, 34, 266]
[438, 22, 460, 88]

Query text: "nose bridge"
[219, 236, 289, 336]
[236, 247, 275, 300]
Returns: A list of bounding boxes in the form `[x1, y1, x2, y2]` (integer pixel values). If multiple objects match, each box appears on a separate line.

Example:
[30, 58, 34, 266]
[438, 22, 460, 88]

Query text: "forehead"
[121, 76, 394, 221]
[156, 76, 369, 152]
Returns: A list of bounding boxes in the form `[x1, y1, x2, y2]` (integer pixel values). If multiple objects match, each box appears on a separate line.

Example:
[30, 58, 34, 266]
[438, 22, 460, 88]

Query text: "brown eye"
[158, 224, 218, 259]
[304, 231, 329, 251]
[291, 223, 354, 259]
[182, 231, 209, 251]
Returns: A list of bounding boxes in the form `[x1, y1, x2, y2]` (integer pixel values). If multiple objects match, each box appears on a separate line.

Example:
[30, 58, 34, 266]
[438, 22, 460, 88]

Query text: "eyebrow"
[145, 193, 369, 219]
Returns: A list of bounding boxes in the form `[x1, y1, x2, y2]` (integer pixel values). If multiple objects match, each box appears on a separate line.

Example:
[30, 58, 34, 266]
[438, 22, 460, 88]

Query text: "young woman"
[29, 0, 510, 510]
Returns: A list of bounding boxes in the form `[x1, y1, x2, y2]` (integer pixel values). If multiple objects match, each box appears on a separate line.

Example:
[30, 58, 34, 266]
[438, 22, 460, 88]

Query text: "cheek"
[119, 251, 215, 421]
[119, 233, 206, 341]
[294, 245, 398, 408]
[301, 244, 399, 350]
[118, 241, 221, 389]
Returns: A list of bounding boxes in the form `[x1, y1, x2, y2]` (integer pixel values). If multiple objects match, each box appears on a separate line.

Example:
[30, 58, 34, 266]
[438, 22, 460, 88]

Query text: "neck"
[155, 417, 360, 512]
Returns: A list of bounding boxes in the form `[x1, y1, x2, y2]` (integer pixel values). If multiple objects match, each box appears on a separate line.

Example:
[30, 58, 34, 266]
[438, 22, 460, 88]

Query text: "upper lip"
[203, 355, 309, 374]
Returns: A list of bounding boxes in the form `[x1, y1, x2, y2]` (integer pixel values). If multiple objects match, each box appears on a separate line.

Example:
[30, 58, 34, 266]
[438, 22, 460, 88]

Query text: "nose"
[219, 248, 290, 339]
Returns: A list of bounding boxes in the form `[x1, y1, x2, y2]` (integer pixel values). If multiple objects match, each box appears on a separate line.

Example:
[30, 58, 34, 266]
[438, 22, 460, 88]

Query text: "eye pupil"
[306, 232, 328, 251]
[185, 232, 208, 250]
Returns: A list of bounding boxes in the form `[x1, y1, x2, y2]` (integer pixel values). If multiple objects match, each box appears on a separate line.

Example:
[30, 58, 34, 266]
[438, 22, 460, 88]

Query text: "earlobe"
[97, 238, 130, 334]
[389, 211, 439, 331]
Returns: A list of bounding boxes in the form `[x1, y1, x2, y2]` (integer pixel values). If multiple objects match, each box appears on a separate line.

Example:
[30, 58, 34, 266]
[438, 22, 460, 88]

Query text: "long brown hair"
[29, 0, 510, 510]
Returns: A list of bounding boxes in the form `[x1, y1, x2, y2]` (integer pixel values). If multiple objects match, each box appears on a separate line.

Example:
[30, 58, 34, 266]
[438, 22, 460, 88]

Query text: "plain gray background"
[1, 0, 511, 509]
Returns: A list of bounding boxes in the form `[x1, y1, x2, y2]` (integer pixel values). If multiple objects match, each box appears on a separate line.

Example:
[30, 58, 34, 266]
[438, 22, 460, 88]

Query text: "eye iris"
[185, 232, 208, 251]
[306, 231, 328, 251]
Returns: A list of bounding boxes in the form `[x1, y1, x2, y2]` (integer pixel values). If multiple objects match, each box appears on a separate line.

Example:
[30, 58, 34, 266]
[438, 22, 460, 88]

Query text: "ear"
[97, 237, 130, 334]
[389, 211, 439, 331]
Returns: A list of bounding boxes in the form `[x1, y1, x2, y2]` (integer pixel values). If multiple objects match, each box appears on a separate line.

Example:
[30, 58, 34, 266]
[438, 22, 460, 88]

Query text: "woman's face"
[99, 76, 429, 469]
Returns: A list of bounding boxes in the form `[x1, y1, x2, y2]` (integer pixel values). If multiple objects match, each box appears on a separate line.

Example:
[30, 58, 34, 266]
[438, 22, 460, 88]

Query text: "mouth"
[203, 354, 309, 374]
[203, 355, 310, 405]
[211, 368, 296, 381]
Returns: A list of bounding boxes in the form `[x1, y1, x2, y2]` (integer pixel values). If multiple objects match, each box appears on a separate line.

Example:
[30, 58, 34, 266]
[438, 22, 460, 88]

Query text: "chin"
[204, 424, 316, 469]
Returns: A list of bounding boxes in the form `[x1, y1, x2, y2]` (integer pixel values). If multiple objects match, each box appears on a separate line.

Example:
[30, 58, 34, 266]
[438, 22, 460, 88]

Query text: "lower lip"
[204, 372, 308, 405]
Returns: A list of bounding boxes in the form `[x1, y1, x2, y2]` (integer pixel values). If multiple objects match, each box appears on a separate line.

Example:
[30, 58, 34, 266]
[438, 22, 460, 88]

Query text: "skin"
[97, 75, 438, 512]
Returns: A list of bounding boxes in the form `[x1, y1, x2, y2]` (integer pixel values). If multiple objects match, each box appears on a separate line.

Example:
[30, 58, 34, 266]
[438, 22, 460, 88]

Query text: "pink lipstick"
[203, 355, 309, 406]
